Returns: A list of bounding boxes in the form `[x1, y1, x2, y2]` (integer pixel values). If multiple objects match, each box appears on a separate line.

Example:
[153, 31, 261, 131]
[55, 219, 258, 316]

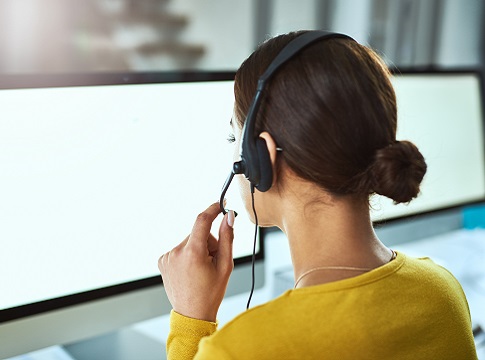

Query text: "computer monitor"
[370, 71, 485, 222]
[1, 70, 484, 358]
[0, 73, 264, 358]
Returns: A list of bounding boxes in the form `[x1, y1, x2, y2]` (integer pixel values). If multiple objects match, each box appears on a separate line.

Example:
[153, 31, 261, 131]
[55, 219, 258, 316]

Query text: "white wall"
[437, 0, 483, 67]
[271, 0, 319, 36]
[167, 0, 254, 70]
[170, 0, 484, 70]
[0, 0, 482, 72]
[332, 0, 373, 45]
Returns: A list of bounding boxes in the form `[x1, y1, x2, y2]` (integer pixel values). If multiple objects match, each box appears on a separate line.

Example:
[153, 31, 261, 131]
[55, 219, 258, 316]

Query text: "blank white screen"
[371, 74, 485, 221]
[0, 81, 256, 311]
[1, 73, 484, 311]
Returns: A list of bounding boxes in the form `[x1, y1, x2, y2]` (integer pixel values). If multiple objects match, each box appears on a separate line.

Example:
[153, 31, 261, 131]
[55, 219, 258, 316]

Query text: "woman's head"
[234, 31, 426, 205]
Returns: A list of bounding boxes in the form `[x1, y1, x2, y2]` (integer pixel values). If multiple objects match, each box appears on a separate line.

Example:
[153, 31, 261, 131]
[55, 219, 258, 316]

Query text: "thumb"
[217, 211, 235, 275]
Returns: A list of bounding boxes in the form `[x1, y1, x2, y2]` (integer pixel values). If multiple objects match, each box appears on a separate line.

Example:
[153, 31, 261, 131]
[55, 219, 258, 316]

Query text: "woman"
[158, 31, 477, 359]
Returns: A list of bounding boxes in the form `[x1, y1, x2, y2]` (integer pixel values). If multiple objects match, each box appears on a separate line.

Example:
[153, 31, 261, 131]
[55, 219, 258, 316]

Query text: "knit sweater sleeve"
[166, 310, 218, 360]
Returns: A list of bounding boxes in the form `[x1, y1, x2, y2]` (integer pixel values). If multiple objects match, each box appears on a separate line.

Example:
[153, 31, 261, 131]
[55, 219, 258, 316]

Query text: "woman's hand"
[158, 203, 235, 322]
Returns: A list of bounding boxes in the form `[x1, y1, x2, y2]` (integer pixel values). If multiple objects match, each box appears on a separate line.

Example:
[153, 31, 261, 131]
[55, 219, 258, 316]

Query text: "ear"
[259, 132, 279, 187]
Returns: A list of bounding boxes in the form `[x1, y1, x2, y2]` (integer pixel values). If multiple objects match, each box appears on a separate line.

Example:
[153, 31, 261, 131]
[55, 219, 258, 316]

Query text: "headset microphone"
[220, 161, 244, 215]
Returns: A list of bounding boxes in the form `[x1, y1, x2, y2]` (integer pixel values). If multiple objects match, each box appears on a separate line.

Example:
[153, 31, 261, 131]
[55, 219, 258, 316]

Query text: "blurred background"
[2, 2, 485, 359]
[0, 0, 483, 74]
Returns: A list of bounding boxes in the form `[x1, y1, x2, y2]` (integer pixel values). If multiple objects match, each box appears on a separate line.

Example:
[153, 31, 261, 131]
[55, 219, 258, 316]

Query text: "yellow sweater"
[166, 252, 477, 359]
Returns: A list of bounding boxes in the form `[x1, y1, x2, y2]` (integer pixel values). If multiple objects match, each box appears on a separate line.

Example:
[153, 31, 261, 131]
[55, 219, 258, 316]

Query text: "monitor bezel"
[0, 71, 265, 323]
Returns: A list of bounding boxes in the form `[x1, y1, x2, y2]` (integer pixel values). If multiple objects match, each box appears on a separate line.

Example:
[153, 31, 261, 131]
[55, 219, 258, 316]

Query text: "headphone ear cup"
[255, 138, 273, 192]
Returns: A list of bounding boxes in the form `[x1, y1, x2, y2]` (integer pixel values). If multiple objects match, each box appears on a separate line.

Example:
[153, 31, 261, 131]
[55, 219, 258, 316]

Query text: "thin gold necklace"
[294, 250, 397, 289]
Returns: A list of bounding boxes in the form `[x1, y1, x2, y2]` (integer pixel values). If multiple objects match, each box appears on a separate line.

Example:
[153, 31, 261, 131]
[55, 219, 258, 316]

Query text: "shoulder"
[397, 252, 471, 313]
[399, 252, 464, 289]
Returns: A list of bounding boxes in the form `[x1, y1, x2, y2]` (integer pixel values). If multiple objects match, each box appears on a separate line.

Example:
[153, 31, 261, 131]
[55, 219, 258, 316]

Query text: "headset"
[219, 30, 354, 213]
[218, 30, 355, 308]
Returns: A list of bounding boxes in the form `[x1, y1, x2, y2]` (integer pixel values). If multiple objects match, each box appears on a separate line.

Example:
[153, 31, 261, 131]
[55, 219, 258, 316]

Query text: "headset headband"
[237, 31, 354, 191]
[220, 31, 355, 214]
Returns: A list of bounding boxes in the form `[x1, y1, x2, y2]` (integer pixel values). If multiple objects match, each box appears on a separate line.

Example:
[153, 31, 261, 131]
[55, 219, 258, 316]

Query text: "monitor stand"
[63, 328, 166, 360]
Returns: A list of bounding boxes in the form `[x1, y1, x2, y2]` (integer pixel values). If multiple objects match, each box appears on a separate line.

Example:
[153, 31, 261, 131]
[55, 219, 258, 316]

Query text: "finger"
[217, 212, 235, 274]
[159, 232, 186, 274]
[174, 235, 190, 251]
[207, 233, 218, 255]
[158, 250, 168, 273]
[158, 251, 172, 295]
[189, 203, 222, 248]
[158, 254, 165, 274]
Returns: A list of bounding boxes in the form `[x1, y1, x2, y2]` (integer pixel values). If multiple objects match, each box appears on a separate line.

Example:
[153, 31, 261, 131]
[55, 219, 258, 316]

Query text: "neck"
[274, 187, 392, 288]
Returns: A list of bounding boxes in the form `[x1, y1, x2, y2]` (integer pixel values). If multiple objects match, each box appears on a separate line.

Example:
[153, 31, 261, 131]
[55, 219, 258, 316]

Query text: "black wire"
[246, 184, 258, 310]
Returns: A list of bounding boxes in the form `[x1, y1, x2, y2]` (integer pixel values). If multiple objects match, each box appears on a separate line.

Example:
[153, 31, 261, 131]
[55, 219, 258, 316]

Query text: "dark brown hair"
[234, 31, 426, 204]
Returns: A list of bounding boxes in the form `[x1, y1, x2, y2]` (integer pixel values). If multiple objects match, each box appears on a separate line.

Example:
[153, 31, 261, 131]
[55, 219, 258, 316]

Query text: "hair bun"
[371, 141, 427, 204]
